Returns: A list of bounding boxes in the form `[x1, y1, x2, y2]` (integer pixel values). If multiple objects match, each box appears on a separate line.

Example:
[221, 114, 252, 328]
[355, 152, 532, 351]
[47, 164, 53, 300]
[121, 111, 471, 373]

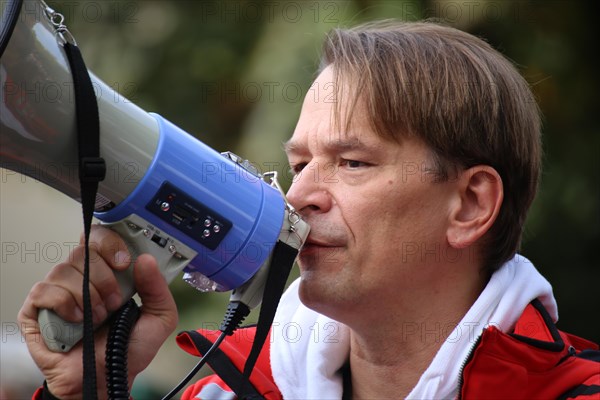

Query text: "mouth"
[301, 236, 345, 254]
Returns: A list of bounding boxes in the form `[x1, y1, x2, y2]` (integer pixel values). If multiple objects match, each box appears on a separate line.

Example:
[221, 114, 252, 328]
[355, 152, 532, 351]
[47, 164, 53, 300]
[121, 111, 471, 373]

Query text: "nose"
[286, 162, 333, 216]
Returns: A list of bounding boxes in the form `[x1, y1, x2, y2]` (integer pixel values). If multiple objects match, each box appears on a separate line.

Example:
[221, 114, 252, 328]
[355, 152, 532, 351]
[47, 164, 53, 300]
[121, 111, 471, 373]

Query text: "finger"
[81, 225, 131, 270]
[127, 254, 178, 376]
[134, 254, 177, 325]
[45, 262, 109, 325]
[18, 282, 86, 365]
[17, 296, 62, 370]
[60, 246, 123, 313]
[18, 294, 79, 386]
[18, 282, 83, 325]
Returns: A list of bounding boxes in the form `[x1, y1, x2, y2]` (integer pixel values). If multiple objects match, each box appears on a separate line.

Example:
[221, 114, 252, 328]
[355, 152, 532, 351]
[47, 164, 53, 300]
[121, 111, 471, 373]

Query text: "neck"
[349, 335, 434, 399]
[347, 263, 487, 399]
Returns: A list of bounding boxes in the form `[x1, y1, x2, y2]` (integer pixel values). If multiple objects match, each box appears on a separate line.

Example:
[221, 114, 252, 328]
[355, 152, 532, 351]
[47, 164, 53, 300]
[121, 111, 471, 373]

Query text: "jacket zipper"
[456, 334, 483, 400]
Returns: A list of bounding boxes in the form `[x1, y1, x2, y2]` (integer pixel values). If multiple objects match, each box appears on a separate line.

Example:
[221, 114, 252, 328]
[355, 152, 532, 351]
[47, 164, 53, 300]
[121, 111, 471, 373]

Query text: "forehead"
[284, 106, 385, 155]
[285, 66, 385, 154]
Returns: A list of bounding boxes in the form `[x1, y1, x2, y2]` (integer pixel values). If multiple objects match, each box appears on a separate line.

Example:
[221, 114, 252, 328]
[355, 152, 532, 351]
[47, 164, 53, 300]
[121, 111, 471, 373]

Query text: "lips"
[304, 235, 344, 248]
[300, 235, 345, 257]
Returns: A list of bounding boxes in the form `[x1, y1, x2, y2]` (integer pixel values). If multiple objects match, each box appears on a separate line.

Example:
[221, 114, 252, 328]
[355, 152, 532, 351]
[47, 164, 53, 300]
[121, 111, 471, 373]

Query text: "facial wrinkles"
[299, 157, 351, 247]
[288, 131, 360, 249]
[290, 68, 375, 251]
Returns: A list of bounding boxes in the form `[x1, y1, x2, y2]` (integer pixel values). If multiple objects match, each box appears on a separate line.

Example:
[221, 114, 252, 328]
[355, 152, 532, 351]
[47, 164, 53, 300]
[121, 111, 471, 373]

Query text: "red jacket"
[177, 299, 599, 399]
[31, 300, 600, 399]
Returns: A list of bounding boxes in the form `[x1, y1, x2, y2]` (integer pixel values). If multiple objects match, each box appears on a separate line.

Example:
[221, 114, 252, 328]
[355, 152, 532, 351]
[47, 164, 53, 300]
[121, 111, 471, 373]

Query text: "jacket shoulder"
[461, 299, 600, 399]
[177, 326, 282, 400]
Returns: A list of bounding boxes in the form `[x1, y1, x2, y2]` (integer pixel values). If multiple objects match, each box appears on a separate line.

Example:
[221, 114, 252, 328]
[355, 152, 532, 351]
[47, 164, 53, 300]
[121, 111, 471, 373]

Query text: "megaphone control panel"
[147, 182, 233, 251]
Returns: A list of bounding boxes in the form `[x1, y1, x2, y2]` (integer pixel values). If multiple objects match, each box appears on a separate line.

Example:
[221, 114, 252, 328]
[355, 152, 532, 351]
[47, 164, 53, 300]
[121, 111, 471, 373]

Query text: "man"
[20, 21, 599, 399]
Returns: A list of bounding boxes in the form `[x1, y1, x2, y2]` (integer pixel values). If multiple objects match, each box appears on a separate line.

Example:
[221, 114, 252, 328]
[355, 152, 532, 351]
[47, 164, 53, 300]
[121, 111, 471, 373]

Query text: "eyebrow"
[282, 139, 303, 154]
[283, 137, 371, 155]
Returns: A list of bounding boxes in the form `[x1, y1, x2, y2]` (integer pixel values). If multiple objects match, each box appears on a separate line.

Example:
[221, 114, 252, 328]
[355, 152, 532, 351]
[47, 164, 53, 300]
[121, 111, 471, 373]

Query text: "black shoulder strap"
[243, 240, 298, 378]
[187, 330, 263, 399]
[63, 41, 105, 400]
[187, 240, 298, 399]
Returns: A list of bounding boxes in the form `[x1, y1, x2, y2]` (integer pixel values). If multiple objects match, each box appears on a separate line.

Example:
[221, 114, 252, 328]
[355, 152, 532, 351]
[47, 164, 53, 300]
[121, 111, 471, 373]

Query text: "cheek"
[338, 177, 449, 243]
[343, 192, 409, 251]
[365, 185, 446, 247]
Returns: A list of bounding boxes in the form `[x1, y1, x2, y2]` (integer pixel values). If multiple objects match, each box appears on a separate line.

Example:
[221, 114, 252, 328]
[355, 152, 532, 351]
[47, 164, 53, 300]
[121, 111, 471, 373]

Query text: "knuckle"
[66, 245, 85, 265]
[45, 263, 69, 281]
[54, 287, 75, 307]
[30, 281, 48, 296]
[95, 274, 118, 295]
[68, 244, 105, 269]
[16, 307, 27, 324]
[45, 261, 83, 283]
[28, 282, 75, 311]
[95, 228, 125, 260]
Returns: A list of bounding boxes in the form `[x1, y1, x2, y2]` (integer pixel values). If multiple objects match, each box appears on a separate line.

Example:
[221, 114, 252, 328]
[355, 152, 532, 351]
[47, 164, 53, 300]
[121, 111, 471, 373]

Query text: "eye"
[341, 159, 370, 169]
[289, 162, 307, 175]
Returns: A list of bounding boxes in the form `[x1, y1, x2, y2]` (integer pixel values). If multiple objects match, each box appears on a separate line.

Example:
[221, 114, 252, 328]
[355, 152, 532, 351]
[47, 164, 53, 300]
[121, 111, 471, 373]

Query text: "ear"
[447, 166, 503, 249]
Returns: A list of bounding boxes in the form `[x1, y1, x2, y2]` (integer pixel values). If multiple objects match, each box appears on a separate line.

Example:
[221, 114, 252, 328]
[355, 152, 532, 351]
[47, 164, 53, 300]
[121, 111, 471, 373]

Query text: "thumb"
[133, 254, 178, 330]
[125, 254, 178, 380]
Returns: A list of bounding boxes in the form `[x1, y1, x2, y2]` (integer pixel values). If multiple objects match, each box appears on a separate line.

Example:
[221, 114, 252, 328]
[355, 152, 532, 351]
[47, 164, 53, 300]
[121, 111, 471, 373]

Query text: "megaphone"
[1, 0, 308, 352]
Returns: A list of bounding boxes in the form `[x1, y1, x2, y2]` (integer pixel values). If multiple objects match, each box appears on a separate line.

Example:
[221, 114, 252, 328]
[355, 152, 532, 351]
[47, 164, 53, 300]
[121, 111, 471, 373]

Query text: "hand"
[17, 225, 178, 399]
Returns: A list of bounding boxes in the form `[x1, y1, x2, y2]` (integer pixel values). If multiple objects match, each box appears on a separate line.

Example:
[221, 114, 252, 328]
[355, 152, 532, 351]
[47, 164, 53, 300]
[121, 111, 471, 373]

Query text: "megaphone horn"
[1, 0, 159, 205]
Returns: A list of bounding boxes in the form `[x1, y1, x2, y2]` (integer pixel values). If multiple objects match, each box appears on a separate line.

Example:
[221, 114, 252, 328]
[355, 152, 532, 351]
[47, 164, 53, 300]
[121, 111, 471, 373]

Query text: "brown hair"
[320, 21, 542, 275]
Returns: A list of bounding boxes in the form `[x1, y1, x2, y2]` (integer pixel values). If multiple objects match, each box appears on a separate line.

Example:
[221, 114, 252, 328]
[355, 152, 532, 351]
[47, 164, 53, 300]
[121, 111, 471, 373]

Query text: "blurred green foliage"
[51, 0, 597, 349]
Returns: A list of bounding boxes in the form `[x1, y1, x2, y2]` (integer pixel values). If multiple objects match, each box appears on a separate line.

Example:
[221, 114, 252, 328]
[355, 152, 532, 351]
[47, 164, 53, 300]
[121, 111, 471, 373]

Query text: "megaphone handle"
[37, 216, 194, 352]
[38, 265, 137, 353]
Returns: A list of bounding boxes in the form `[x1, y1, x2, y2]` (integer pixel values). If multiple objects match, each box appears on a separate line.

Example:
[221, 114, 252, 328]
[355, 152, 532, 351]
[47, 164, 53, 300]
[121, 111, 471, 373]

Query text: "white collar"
[270, 255, 557, 399]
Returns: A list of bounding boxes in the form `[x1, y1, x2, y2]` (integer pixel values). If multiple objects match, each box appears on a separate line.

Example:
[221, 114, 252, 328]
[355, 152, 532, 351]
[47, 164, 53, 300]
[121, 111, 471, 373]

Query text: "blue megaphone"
[0, 0, 309, 352]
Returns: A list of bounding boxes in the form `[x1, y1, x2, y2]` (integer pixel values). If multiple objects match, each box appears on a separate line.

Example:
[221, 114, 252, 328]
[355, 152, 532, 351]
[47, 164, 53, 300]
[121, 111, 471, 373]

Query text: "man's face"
[285, 67, 458, 323]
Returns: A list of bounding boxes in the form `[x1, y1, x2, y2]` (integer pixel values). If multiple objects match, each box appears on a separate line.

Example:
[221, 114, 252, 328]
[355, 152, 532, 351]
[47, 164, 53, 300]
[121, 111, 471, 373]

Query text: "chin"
[297, 269, 361, 322]
[298, 270, 332, 306]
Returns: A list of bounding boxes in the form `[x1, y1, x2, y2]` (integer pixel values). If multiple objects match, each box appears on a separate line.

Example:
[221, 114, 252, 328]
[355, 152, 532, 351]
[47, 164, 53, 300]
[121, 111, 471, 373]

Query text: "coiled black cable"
[105, 299, 141, 400]
[104, 294, 251, 399]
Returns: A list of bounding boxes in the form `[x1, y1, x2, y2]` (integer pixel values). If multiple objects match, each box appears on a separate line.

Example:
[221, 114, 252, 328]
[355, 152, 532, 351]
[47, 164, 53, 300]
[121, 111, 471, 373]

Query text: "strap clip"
[80, 157, 106, 182]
